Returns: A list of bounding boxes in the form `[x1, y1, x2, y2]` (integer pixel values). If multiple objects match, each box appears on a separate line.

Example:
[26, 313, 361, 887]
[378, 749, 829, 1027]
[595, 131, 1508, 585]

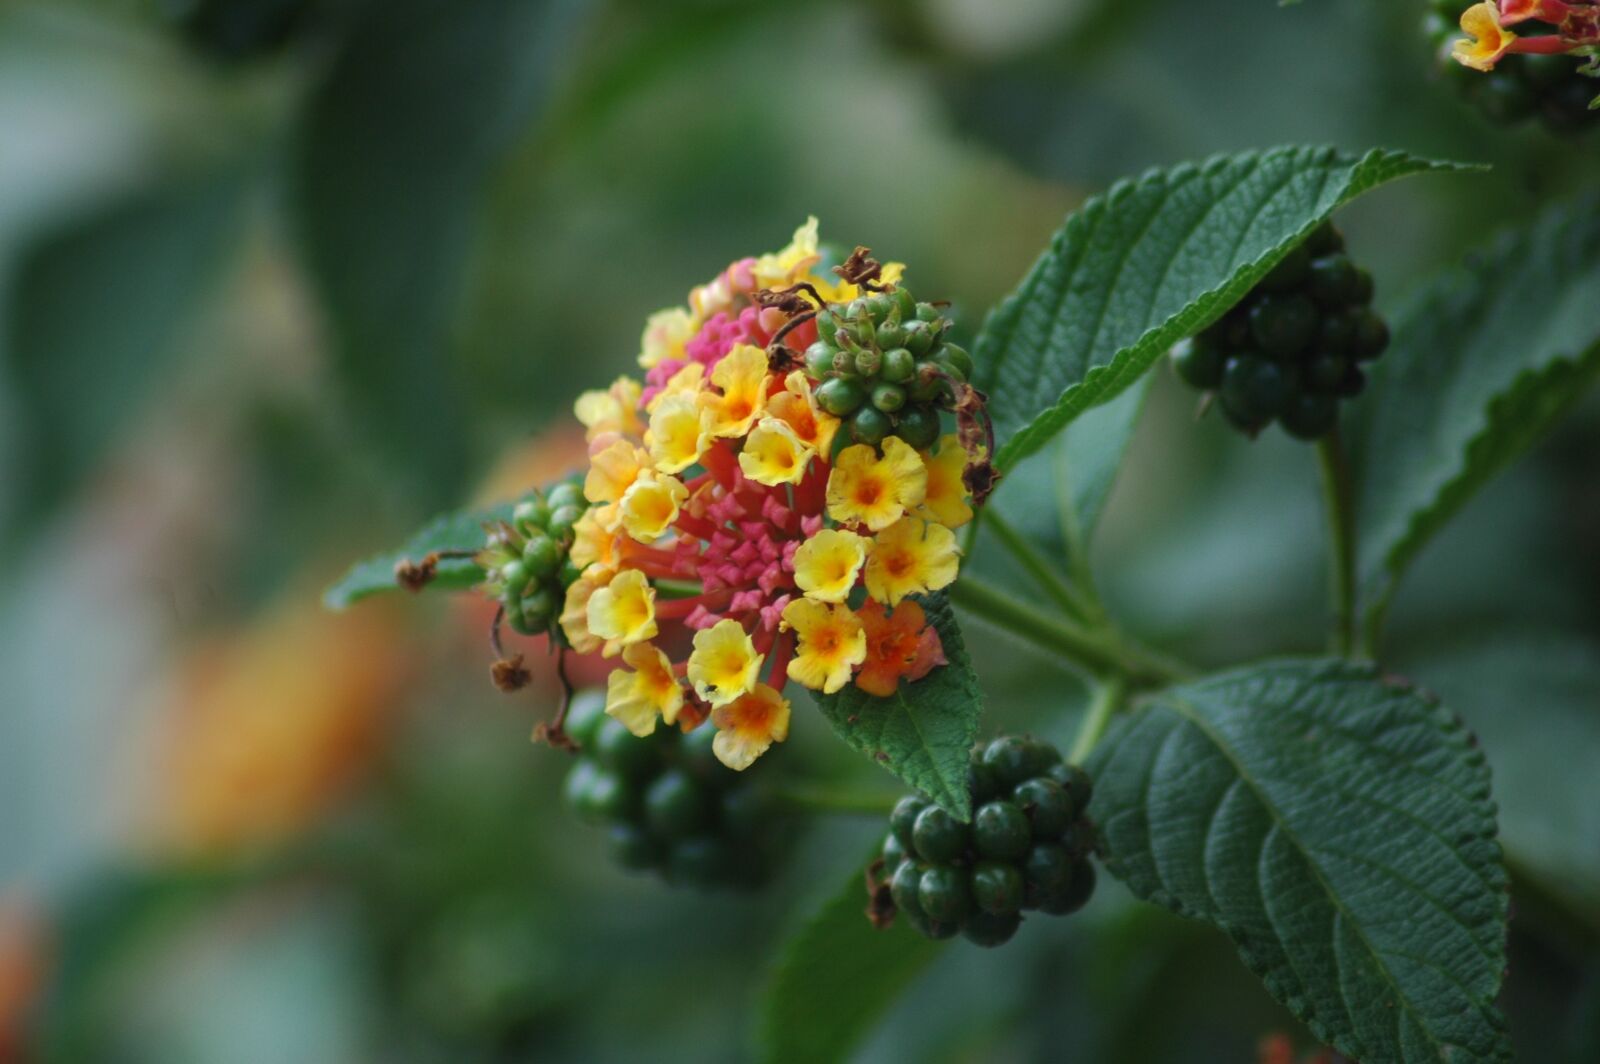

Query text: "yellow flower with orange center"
[709, 682, 791, 770]
[568, 508, 621, 574]
[703, 344, 770, 438]
[584, 439, 648, 507]
[604, 643, 685, 736]
[559, 569, 611, 654]
[648, 393, 712, 474]
[781, 599, 867, 694]
[619, 471, 688, 543]
[767, 371, 840, 455]
[739, 417, 814, 487]
[646, 362, 706, 413]
[585, 568, 658, 656]
[574, 376, 645, 442]
[1453, 2, 1517, 70]
[791, 528, 868, 603]
[751, 217, 822, 291]
[687, 618, 763, 707]
[918, 434, 974, 529]
[864, 517, 961, 606]
[826, 436, 928, 531]
[639, 307, 696, 370]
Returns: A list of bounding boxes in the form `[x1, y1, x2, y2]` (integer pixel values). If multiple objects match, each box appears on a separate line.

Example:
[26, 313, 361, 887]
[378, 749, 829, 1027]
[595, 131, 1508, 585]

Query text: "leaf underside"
[1090, 659, 1510, 1063]
[322, 500, 514, 609]
[811, 593, 983, 821]
[975, 145, 1475, 469]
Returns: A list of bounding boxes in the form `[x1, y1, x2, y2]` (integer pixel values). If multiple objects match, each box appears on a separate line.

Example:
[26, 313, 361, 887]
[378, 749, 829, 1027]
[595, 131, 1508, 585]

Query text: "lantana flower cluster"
[1452, 0, 1600, 71]
[558, 220, 980, 773]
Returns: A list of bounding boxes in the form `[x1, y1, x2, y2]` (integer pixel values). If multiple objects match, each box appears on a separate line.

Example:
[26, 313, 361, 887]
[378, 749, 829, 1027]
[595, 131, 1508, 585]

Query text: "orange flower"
[854, 599, 947, 697]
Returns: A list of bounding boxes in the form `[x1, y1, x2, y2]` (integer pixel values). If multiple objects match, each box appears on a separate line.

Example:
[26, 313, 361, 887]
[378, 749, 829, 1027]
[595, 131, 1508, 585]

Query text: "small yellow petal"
[619, 472, 688, 543]
[918, 434, 974, 529]
[791, 528, 868, 603]
[825, 437, 928, 531]
[709, 682, 791, 770]
[863, 518, 962, 606]
[648, 394, 712, 474]
[585, 568, 658, 655]
[739, 417, 814, 487]
[687, 618, 764, 707]
[781, 599, 867, 694]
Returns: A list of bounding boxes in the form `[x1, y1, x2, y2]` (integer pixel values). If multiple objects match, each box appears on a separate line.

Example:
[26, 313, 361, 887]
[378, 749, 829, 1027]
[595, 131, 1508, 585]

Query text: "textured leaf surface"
[1090, 659, 1510, 1063]
[323, 500, 513, 609]
[759, 868, 945, 1064]
[812, 593, 982, 820]
[1352, 196, 1600, 622]
[975, 146, 1471, 468]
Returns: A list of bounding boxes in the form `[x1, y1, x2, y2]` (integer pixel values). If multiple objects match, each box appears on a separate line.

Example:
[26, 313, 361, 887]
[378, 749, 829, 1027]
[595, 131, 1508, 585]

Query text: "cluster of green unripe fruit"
[878, 736, 1097, 948]
[804, 285, 973, 450]
[1170, 222, 1389, 440]
[559, 692, 791, 890]
[1426, 0, 1600, 134]
[480, 479, 588, 636]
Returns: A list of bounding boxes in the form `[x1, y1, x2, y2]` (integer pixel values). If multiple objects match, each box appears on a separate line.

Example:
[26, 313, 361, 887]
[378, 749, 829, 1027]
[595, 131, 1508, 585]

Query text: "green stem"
[773, 786, 899, 817]
[1068, 677, 1126, 765]
[948, 576, 1189, 688]
[982, 509, 1098, 623]
[1315, 429, 1358, 658]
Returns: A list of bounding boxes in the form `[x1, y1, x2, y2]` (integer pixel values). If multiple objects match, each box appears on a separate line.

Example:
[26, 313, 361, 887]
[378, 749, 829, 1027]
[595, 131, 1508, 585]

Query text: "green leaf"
[1352, 195, 1600, 633]
[759, 868, 945, 1064]
[1406, 634, 1600, 919]
[974, 146, 1474, 469]
[293, 0, 586, 507]
[323, 500, 514, 609]
[1090, 658, 1510, 1063]
[811, 593, 982, 820]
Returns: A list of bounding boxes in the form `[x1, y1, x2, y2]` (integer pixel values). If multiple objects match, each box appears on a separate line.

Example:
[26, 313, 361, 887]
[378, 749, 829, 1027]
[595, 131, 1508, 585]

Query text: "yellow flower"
[791, 528, 868, 603]
[574, 376, 644, 441]
[709, 682, 790, 770]
[687, 618, 763, 707]
[918, 434, 974, 529]
[752, 217, 822, 291]
[619, 471, 688, 543]
[559, 570, 610, 654]
[1453, 2, 1516, 71]
[586, 568, 658, 656]
[767, 371, 840, 455]
[864, 517, 961, 606]
[604, 643, 684, 736]
[568, 508, 621, 573]
[639, 307, 696, 370]
[739, 417, 814, 487]
[704, 344, 770, 438]
[781, 599, 867, 694]
[646, 362, 706, 413]
[648, 393, 712, 474]
[826, 436, 928, 531]
[584, 439, 648, 506]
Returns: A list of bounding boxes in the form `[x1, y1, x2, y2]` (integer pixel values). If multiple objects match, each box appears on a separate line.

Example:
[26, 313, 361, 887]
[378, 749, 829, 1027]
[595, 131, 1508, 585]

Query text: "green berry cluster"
[559, 692, 789, 890]
[1170, 222, 1388, 439]
[880, 736, 1097, 948]
[805, 286, 972, 450]
[480, 480, 588, 637]
[1426, 1, 1600, 133]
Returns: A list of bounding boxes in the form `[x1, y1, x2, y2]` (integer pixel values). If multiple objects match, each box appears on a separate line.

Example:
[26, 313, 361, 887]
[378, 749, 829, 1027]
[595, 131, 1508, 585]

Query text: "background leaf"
[1351, 195, 1600, 634]
[323, 500, 515, 609]
[974, 146, 1472, 469]
[293, 0, 587, 509]
[1089, 658, 1511, 1063]
[759, 868, 945, 1064]
[811, 593, 982, 820]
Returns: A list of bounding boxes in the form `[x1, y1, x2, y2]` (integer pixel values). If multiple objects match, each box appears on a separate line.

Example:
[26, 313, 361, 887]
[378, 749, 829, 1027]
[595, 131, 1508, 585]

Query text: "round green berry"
[1022, 842, 1073, 907]
[505, 595, 547, 636]
[1306, 254, 1360, 308]
[804, 341, 837, 378]
[918, 865, 972, 924]
[547, 504, 583, 540]
[892, 287, 918, 319]
[816, 312, 840, 343]
[902, 319, 936, 356]
[864, 294, 893, 322]
[1349, 308, 1390, 361]
[1258, 244, 1310, 293]
[561, 759, 602, 820]
[607, 822, 662, 871]
[1219, 355, 1295, 429]
[1306, 354, 1349, 394]
[1281, 392, 1339, 440]
[894, 406, 941, 450]
[853, 347, 883, 378]
[882, 833, 907, 867]
[1039, 859, 1097, 915]
[915, 302, 941, 323]
[522, 532, 561, 578]
[967, 758, 1002, 805]
[1315, 311, 1356, 355]
[1352, 267, 1374, 305]
[962, 909, 1022, 948]
[982, 736, 1053, 790]
[940, 344, 974, 380]
[831, 347, 858, 375]
[1305, 220, 1344, 257]
[972, 800, 1031, 861]
[912, 806, 969, 864]
[851, 406, 893, 447]
[1046, 762, 1094, 815]
[875, 320, 905, 349]
[1171, 336, 1226, 390]
[644, 768, 710, 840]
[563, 690, 607, 748]
[513, 498, 551, 532]
[815, 377, 867, 416]
[890, 796, 927, 848]
[881, 348, 915, 383]
[546, 483, 583, 511]
[872, 383, 907, 413]
[890, 859, 926, 919]
[970, 860, 1025, 915]
[1248, 292, 1319, 358]
[907, 362, 944, 402]
[1056, 819, 1094, 860]
[1336, 364, 1367, 398]
[593, 717, 660, 780]
[1013, 778, 1073, 838]
[518, 586, 558, 630]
